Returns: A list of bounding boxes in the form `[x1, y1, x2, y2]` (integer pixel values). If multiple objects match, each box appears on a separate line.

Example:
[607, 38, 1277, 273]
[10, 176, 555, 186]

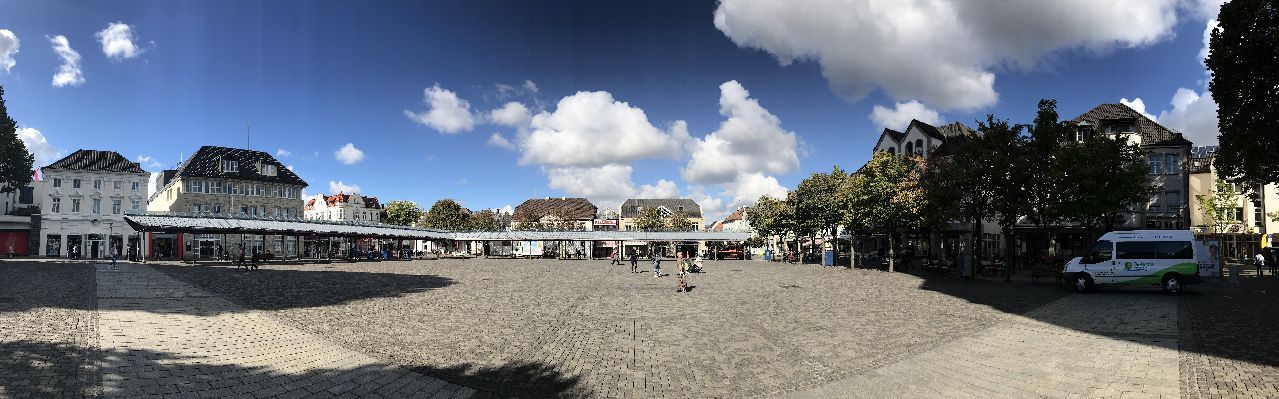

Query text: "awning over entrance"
[123, 212, 750, 242]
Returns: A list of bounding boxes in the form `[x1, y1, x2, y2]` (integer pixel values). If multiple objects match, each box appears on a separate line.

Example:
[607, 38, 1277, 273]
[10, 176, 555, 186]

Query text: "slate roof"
[620, 198, 703, 218]
[43, 150, 146, 174]
[363, 197, 382, 209]
[1189, 146, 1219, 173]
[908, 119, 946, 140]
[172, 146, 307, 187]
[513, 198, 597, 221]
[879, 128, 905, 144]
[1072, 103, 1192, 147]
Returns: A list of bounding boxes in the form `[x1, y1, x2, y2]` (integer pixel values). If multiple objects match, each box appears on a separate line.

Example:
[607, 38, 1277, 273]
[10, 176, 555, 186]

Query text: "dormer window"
[221, 159, 239, 173]
[260, 164, 278, 176]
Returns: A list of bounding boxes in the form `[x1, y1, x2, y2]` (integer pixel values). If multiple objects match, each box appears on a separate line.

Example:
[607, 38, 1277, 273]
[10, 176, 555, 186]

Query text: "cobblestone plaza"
[1, 259, 1277, 398]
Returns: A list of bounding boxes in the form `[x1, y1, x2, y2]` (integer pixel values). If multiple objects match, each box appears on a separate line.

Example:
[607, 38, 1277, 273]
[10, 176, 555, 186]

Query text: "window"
[210, 181, 222, 194]
[265, 164, 277, 176]
[241, 205, 251, 215]
[1164, 191, 1181, 211]
[51, 197, 61, 213]
[1234, 207, 1245, 221]
[1165, 154, 1180, 175]
[1116, 241, 1157, 259]
[905, 142, 914, 155]
[915, 139, 924, 155]
[1149, 156, 1163, 175]
[73, 179, 81, 189]
[255, 184, 264, 196]
[1155, 241, 1194, 259]
[18, 187, 33, 204]
[112, 199, 121, 214]
[221, 159, 239, 172]
[887, 147, 896, 154]
[71, 198, 80, 213]
[1148, 194, 1161, 212]
[131, 199, 140, 210]
[192, 204, 202, 213]
[212, 204, 222, 214]
[1255, 199, 1264, 227]
[1084, 240, 1112, 263]
[132, 181, 139, 191]
[92, 198, 101, 214]
[113, 181, 121, 190]
[93, 179, 102, 190]
[52, 178, 61, 188]
[228, 183, 239, 195]
[46, 234, 61, 257]
[269, 185, 278, 198]
[187, 180, 199, 193]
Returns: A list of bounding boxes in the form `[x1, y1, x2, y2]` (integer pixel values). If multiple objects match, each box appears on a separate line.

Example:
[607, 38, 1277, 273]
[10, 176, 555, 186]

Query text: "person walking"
[110, 245, 118, 270]
[653, 254, 661, 277]
[630, 252, 638, 273]
[1270, 249, 1279, 277]
[1255, 252, 1266, 277]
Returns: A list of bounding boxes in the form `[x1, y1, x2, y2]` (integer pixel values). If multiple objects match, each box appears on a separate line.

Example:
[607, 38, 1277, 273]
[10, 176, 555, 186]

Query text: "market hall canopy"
[123, 212, 751, 242]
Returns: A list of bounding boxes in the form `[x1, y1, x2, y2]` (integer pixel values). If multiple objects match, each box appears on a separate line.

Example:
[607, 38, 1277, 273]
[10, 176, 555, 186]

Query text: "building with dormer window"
[303, 192, 386, 222]
[39, 150, 150, 258]
[145, 146, 308, 260]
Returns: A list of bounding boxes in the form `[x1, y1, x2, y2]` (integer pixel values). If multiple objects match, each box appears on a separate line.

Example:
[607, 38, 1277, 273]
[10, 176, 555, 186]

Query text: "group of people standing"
[609, 248, 699, 292]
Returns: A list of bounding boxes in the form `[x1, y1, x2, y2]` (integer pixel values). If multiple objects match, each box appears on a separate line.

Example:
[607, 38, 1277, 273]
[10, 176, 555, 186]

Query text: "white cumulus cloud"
[869, 100, 942, 130]
[48, 35, 84, 87]
[328, 181, 361, 195]
[95, 22, 145, 60]
[0, 29, 19, 73]
[728, 173, 788, 210]
[18, 127, 62, 167]
[521, 90, 688, 167]
[1119, 98, 1157, 121]
[488, 101, 532, 128]
[1157, 88, 1219, 146]
[714, 0, 1181, 110]
[637, 179, 680, 199]
[684, 80, 798, 185]
[487, 133, 515, 150]
[334, 143, 364, 165]
[404, 84, 477, 134]
[276, 148, 292, 157]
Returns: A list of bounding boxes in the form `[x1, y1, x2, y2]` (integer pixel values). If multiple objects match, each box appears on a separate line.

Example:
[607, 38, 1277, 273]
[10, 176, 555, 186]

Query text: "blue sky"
[0, 0, 1224, 221]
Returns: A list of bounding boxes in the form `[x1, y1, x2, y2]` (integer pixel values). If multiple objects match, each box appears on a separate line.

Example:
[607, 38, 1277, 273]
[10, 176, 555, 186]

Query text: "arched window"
[887, 147, 896, 154]
[905, 142, 914, 155]
[915, 139, 924, 155]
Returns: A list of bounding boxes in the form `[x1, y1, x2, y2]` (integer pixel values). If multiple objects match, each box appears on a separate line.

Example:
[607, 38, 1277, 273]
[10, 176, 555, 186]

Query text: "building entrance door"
[66, 235, 82, 259]
[88, 234, 104, 258]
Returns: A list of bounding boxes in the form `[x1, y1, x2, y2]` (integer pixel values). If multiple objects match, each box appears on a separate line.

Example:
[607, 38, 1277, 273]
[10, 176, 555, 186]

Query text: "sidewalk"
[94, 263, 477, 399]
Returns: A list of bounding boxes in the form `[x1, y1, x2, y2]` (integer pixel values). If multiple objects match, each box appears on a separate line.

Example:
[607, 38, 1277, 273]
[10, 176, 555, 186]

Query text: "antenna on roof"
[246, 122, 251, 150]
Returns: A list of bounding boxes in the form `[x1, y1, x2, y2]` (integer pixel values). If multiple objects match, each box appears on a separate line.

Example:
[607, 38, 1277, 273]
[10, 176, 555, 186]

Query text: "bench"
[1027, 265, 1063, 284]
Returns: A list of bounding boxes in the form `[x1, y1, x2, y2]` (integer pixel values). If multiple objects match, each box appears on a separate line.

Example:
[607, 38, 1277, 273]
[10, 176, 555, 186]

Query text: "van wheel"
[1162, 274, 1183, 296]
[1073, 273, 1092, 293]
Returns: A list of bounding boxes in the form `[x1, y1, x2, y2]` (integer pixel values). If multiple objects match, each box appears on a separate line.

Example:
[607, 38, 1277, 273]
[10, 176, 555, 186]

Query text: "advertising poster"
[1196, 237, 1221, 280]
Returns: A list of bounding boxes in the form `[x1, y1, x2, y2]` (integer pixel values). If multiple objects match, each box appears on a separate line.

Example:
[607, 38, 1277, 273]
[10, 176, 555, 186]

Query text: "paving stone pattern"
[793, 291, 1182, 398]
[155, 259, 1069, 398]
[0, 262, 99, 399]
[95, 263, 475, 399]
[1178, 276, 1279, 399]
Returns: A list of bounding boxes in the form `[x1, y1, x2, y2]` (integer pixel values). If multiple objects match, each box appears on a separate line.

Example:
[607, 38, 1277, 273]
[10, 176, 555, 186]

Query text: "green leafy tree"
[1196, 178, 1241, 234]
[1208, 0, 1279, 188]
[1024, 99, 1072, 231]
[384, 200, 423, 226]
[974, 116, 1031, 281]
[790, 166, 849, 260]
[841, 152, 919, 272]
[668, 211, 696, 231]
[896, 148, 964, 266]
[633, 207, 667, 231]
[1056, 135, 1155, 237]
[746, 195, 789, 254]
[420, 199, 470, 230]
[0, 86, 35, 203]
[468, 209, 502, 231]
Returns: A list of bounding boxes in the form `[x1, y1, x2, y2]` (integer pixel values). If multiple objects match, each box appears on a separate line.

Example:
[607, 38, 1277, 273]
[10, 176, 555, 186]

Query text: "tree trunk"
[970, 215, 981, 279]
[887, 232, 895, 272]
[1003, 225, 1015, 282]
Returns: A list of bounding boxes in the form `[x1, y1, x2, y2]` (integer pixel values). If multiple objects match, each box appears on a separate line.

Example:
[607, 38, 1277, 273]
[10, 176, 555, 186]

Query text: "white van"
[1064, 230, 1205, 295]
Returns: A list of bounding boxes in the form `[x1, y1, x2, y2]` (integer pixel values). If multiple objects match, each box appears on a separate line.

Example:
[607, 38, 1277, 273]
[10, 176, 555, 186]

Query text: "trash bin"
[823, 250, 834, 266]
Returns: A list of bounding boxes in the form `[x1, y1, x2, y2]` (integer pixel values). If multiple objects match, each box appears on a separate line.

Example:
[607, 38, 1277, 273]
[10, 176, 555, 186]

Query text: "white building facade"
[304, 192, 385, 222]
[39, 150, 150, 259]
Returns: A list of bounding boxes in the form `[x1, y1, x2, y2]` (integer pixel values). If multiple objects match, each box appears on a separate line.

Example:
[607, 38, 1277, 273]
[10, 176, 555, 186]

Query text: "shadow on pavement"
[914, 270, 1279, 371]
[148, 263, 456, 311]
[0, 262, 96, 313]
[408, 361, 587, 398]
[0, 340, 585, 399]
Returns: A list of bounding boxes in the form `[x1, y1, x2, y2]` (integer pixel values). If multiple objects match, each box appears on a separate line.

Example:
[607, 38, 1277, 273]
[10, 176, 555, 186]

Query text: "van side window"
[1085, 240, 1113, 263]
[1117, 242, 1157, 259]
[1156, 241, 1194, 259]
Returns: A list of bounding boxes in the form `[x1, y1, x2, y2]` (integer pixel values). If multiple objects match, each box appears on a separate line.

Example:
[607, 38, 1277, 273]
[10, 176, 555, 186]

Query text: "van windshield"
[1084, 240, 1113, 264]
